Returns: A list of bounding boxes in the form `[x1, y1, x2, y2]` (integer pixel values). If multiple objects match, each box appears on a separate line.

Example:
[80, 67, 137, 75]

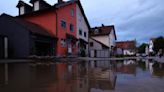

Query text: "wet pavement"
[0, 59, 164, 92]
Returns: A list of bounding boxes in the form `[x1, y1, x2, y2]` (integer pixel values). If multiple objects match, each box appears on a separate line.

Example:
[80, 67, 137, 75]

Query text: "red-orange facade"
[18, 0, 80, 56]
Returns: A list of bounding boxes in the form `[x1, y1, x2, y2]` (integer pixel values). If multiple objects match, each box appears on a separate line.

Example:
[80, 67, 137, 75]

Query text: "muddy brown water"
[0, 59, 164, 92]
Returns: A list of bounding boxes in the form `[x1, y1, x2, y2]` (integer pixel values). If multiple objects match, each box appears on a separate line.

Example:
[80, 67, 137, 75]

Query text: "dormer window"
[16, 0, 32, 15]
[34, 1, 39, 11]
[20, 6, 25, 15]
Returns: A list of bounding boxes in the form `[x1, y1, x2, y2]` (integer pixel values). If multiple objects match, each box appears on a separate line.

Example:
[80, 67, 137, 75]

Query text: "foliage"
[138, 43, 147, 53]
[153, 36, 164, 54]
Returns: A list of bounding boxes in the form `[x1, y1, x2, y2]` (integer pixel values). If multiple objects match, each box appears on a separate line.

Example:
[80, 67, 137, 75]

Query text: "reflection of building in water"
[149, 62, 154, 75]
[123, 60, 135, 65]
[88, 68, 116, 91]
[117, 60, 137, 75]
[90, 60, 111, 69]
[152, 63, 164, 77]
[0, 61, 117, 92]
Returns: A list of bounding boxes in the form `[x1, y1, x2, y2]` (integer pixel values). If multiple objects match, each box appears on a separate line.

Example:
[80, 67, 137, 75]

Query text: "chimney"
[102, 24, 105, 27]
[58, 0, 63, 3]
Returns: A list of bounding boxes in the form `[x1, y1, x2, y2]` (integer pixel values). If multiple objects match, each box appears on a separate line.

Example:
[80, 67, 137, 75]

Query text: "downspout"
[54, 9, 58, 56]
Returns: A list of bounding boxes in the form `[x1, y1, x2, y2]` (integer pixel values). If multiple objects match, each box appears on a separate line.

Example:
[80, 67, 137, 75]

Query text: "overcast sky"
[0, 0, 164, 44]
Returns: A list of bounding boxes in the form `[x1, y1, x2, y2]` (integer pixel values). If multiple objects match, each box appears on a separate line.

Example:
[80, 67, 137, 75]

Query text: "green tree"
[153, 36, 164, 54]
[138, 43, 147, 53]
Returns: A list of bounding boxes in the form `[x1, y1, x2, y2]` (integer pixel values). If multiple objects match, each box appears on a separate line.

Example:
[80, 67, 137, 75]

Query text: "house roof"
[116, 40, 136, 50]
[0, 13, 56, 38]
[16, 0, 90, 30]
[16, 0, 32, 8]
[90, 25, 117, 40]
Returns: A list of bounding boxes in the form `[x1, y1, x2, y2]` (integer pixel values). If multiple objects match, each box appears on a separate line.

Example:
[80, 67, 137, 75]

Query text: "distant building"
[149, 38, 155, 54]
[116, 40, 136, 56]
[89, 25, 117, 57]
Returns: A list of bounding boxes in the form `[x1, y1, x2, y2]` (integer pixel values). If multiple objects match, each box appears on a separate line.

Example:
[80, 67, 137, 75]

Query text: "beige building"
[89, 25, 117, 57]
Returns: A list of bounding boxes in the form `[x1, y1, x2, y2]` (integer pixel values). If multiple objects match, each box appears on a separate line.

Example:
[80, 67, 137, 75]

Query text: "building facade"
[0, 14, 57, 58]
[16, 0, 90, 57]
[89, 25, 117, 57]
[116, 40, 136, 56]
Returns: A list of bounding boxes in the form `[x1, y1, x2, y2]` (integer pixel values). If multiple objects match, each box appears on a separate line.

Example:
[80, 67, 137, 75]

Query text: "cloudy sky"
[0, 0, 164, 44]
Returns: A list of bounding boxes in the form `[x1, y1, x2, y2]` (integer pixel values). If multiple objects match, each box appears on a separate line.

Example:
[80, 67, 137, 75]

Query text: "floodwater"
[0, 59, 164, 92]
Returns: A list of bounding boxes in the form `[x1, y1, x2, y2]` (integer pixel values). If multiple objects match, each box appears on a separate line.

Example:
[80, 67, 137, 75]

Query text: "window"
[34, 1, 39, 11]
[20, 6, 25, 15]
[61, 39, 66, 47]
[61, 20, 66, 28]
[90, 42, 93, 47]
[70, 9, 74, 16]
[70, 24, 74, 32]
[84, 32, 87, 37]
[79, 29, 82, 35]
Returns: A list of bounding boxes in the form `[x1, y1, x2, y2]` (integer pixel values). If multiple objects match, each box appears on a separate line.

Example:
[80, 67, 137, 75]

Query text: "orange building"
[16, 0, 90, 57]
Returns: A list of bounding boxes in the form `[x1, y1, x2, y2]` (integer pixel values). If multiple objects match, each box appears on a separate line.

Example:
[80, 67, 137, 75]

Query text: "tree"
[153, 36, 164, 54]
[138, 43, 147, 53]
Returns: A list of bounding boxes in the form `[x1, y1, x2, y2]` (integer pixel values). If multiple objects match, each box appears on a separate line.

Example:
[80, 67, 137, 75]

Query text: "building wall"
[23, 11, 57, 36]
[76, 4, 88, 42]
[92, 36, 109, 47]
[76, 4, 89, 55]
[56, 3, 77, 56]
[123, 49, 135, 55]
[89, 38, 103, 50]
[0, 35, 4, 58]
[23, 4, 78, 56]
[149, 40, 154, 53]
[0, 16, 30, 58]
[109, 29, 116, 47]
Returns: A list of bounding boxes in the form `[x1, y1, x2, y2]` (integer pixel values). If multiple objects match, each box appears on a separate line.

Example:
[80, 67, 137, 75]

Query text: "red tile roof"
[90, 25, 117, 40]
[116, 40, 136, 49]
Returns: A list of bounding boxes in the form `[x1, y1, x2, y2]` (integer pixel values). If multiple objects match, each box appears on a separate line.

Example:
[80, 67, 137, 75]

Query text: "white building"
[76, 3, 90, 56]
[149, 39, 154, 53]
[89, 25, 117, 57]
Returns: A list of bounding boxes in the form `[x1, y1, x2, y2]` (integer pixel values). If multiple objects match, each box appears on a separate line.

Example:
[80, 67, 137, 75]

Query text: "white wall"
[109, 29, 116, 47]
[123, 49, 135, 55]
[76, 4, 89, 42]
[92, 36, 109, 47]
[89, 38, 102, 50]
[76, 4, 89, 55]
[149, 40, 154, 53]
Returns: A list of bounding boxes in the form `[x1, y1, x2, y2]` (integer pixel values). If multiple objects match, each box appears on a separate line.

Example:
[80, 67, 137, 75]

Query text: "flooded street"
[0, 59, 164, 92]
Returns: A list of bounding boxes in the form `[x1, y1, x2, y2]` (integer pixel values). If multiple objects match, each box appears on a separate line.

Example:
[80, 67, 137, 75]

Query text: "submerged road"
[0, 56, 163, 63]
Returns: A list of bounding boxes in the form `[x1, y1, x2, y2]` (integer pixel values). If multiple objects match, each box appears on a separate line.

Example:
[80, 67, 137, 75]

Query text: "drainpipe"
[4, 36, 8, 59]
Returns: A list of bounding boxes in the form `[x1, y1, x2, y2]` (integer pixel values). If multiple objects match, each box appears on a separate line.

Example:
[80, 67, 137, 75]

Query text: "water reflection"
[0, 59, 164, 92]
[0, 61, 116, 92]
[116, 60, 137, 75]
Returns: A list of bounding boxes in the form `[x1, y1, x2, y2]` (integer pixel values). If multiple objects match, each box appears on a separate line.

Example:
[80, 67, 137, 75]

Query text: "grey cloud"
[0, 0, 163, 43]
